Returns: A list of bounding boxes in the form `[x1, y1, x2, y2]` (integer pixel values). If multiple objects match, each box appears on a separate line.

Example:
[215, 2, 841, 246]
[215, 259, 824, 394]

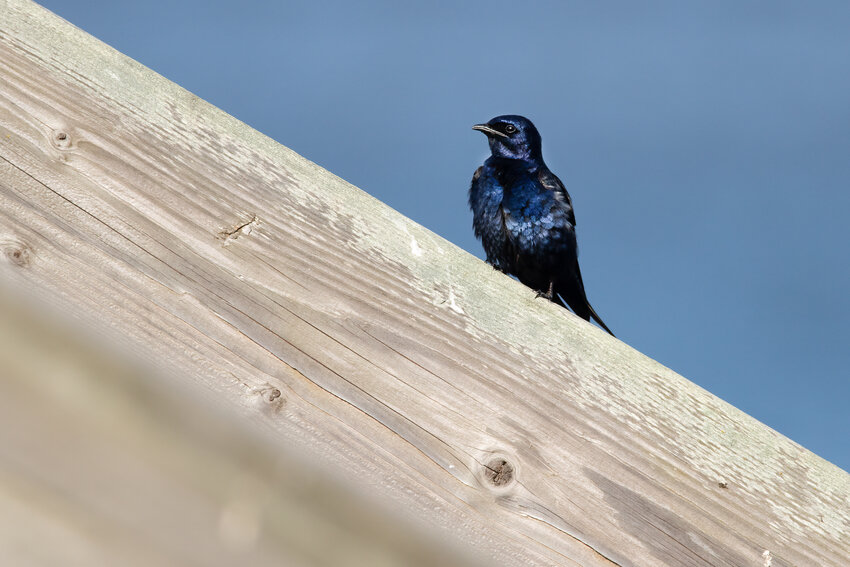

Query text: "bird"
[469, 115, 614, 336]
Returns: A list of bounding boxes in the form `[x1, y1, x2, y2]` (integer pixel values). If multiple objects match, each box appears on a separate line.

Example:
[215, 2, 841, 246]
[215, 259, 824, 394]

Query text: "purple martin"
[469, 115, 614, 336]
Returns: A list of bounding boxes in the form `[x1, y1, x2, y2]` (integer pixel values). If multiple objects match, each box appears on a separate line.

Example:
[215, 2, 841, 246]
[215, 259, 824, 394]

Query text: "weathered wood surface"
[1, 1, 848, 565]
[0, 291, 483, 567]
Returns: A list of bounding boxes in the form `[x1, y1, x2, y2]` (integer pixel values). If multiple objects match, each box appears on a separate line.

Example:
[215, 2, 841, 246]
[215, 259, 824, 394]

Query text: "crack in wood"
[219, 215, 259, 244]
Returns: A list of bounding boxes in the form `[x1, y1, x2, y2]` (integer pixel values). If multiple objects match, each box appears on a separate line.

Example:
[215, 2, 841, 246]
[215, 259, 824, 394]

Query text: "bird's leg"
[535, 280, 555, 300]
[488, 261, 506, 273]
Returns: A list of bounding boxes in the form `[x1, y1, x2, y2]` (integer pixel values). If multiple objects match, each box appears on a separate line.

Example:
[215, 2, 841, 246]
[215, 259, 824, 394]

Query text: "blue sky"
[38, 1, 850, 471]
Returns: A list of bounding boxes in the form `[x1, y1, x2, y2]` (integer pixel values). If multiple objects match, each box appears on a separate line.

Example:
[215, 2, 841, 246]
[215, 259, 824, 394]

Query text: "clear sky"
[37, 1, 850, 472]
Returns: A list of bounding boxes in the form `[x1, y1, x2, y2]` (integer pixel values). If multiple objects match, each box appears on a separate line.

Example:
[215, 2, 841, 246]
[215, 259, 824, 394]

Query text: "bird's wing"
[538, 169, 576, 227]
[468, 166, 485, 238]
[498, 200, 515, 246]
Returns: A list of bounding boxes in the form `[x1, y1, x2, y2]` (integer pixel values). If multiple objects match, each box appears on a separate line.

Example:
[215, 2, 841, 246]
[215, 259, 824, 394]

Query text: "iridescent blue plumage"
[469, 115, 614, 336]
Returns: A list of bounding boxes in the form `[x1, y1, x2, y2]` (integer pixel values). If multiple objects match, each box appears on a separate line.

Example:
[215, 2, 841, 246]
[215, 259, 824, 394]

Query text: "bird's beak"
[472, 124, 508, 138]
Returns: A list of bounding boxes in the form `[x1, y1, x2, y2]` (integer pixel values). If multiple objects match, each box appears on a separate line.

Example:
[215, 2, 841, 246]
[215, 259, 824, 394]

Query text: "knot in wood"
[484, 458, 515, 488]
[52, 130, 72, 149]
[250, 384, 285, 416]
[3, 240, 32, 268]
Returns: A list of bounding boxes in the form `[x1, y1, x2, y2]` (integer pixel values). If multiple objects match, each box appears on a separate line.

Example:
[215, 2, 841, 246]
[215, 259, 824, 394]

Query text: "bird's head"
[473, 115, 542, 161]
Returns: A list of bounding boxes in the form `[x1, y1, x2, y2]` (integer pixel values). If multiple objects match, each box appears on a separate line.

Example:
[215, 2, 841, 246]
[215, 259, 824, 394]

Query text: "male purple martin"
[469, 115, 614, 336]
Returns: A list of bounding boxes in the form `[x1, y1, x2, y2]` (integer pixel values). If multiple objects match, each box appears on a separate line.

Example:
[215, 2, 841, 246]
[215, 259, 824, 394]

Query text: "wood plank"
[0, 290, 485, 567]
[1, 1, 848, 565]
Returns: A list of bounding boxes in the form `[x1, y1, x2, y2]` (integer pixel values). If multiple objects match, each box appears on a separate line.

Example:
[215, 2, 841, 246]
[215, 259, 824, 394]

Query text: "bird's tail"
[586, 303, 615, 337]
[555, 284, 615, 337]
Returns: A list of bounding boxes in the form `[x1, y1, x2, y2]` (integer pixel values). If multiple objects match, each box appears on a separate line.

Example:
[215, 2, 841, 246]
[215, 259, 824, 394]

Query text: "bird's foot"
[535, 281, 556, 300]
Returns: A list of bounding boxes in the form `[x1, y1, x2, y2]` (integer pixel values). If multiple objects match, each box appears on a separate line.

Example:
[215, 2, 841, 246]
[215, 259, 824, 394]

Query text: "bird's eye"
[504, 124, 517, 134]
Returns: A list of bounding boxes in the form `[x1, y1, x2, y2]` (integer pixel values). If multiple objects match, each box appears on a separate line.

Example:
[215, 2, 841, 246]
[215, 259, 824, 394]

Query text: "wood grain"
[1, 1, 848, 565]
[0, 290, 485, 567]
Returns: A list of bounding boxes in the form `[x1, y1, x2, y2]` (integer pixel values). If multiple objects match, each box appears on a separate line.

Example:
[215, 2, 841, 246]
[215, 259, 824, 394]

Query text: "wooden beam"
[0, 289, 485, 567]
[1, 1, 848, 565]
